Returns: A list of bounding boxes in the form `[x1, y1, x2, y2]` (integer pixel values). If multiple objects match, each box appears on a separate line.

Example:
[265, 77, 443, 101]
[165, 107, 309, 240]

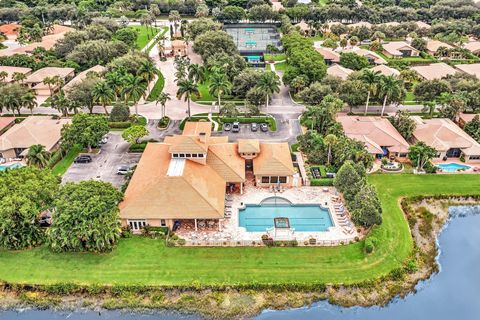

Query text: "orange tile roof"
[207, 143, 245, 182]
[411, 63, 457, 80]
[0, 23, 19, 36]
[238, 139, 260, 153]
[0, 117, 15, 132]
[253, 143, 295, 176]
[182, 121, 212, 136]
[0, 66, 32, 83]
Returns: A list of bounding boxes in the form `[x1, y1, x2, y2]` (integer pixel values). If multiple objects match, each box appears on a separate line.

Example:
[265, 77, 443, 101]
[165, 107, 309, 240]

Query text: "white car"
[117, 165, 132, 175]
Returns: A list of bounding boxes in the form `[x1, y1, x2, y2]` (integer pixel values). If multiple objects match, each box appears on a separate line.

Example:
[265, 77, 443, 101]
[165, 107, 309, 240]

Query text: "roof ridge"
[207, 146, 244, 181]
[182, 167, 224, 216]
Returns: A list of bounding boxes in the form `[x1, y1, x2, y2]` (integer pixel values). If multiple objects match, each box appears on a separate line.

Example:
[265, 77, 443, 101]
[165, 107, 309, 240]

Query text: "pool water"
[0, 163, 24, 171]
[239, 204, 333, 232]
[436, 163, 471, 172]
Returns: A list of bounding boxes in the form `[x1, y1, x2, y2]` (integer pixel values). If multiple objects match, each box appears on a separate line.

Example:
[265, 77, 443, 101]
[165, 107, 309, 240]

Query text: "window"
[198, 154, 204, 158]
[470, 155, 480, 160]
[261, 176, 269, 183]
[160, 219, 166, 227]
[279, 176, 287, 183]
[270, 176, 279, 183]
[179, 154, 185, 157]
[399, 153, 407, 158]
[186, 154, 191, 157]
[173, 153, 179, 158]
[128, 219, 146, 231]
[192, 154, 197, 158]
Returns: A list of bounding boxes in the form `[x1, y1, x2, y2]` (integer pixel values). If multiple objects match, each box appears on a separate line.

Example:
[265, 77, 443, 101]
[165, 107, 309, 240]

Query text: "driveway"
[62, 132, 141, 188]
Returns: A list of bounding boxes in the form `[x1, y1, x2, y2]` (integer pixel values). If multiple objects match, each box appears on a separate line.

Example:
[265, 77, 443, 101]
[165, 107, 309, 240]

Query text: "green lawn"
[146, 72, 165, 102]
[264, 53, 286, 61]
[127, 26, 160, 50]
[0, 174, 478, 286]
[274, 62, 287, 72]
[51, 145, 82, 176]
[145, 27, 168, 53]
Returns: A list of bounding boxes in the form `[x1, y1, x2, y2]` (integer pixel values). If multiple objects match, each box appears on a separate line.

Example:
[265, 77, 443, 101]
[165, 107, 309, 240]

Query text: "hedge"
[108, 121, 132, 129]
[310, 178, 334, 186]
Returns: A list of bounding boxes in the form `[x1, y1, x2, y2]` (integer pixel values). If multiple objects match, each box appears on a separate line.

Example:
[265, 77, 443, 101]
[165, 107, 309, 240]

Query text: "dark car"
[251, 123, 258, 132]
[260, 123, 268, 132]
[74, 155, 92, 163]
[223, 123, 232, 131]
[232, 122, 240, 133]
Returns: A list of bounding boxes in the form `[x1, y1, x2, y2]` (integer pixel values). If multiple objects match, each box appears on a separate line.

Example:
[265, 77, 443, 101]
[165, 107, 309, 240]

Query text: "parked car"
[117, 165, 132, 175]
[232, 122, 240, 133]
[251, 123, 258, 131]
[74, 155, 92, 163]
[223, 123, 232, 131]
[99, 135, 108, 144]
[260, 123, 268, 132]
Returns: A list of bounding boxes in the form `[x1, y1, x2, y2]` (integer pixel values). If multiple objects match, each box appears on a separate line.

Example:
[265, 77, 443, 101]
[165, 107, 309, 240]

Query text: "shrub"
[109, 104, 130, 122]
[109, 121, 132, 129]
[310, 179, 334, 186]
[364, 238, 375, 253]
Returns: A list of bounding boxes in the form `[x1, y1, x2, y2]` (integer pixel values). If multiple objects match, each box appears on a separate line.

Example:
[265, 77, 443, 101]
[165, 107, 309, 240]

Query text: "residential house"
[0, 117, 15, 135]
[337, 115, 410, 161]
[411, 117, 480, 163]
[0, 66, 32, 83]
[458, 113, 480, 128]
[63, 65, 106, 92]
[294, 21, 309, 33]
[327, 64, 353, 80]
[342, 48, 387, 65]
[455, 63, 480, 79]
[119, 121, 296, 232]
[0, 23, 19, 40]
[25, 67, 75, 96]
[425, 39, 453, 56]
[271, 0, 285, 11]
[315, 47, 340, 65]
[411, 63, 457, 80]
[371, 64, 401, 77]
[349, 22, 373, 29]
[415, 21, 431, 30]
[382, 41, 420, 58]
[0, 116, 70, 160]
[463, 41, 480, 56]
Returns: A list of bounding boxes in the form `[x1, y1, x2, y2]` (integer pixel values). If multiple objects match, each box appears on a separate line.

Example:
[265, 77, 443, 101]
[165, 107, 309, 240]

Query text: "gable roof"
[342, 48, 387, 64]
[459, 113, 479, 124]
[253, 143, 295, 176]
[182, 121, 212, 136]
[349, 21, 372, 29]
[120, 143, 226, 220]
[411, 63, 457, 80]
[412, 117, 480, 155]
[238, 139, 260, 153]
[166, 135, 209, 154]
[455, 63, 480, 79]
[207, 143, 246, 183]
[315, 47, 341, 62]
[371, 64, 401, 77]
[294, 20, 309, 31]
[463, 41, 480, 53]
[25, 67, 75, 84]
[327, 64, 353, 80]
[0, 117, 15, 132]
[0, 116, 70, 151]
[425, 39, 453, 53]
[415, 21, 431, 29]
[63, 65, 106, 91]
[383, 41, 419, 57]
[337, 115, 410, 154]
[0, 66, 32, 83]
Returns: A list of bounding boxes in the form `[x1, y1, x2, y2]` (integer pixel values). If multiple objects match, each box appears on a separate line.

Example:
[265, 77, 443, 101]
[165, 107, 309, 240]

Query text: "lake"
[2, 205, 479, 320]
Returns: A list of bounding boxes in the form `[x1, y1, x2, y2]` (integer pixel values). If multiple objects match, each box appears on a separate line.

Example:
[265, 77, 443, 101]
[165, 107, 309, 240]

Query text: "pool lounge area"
[435, 162, 475, 173]
[0, 163, 24, 171]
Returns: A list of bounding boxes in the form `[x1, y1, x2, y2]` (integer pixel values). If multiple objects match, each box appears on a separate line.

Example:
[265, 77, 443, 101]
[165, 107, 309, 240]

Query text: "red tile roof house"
[0, 117, 15, 135]
[337, 115, 410, 162]
[457, 113, 480, 129]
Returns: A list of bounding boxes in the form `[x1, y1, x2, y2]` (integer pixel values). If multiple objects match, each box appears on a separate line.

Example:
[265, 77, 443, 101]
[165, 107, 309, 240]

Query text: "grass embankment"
[0, 175, 478, 286]
[127, 26, 160, 50]
[146, 72, 165, 102]
[51, 145, 82, 176]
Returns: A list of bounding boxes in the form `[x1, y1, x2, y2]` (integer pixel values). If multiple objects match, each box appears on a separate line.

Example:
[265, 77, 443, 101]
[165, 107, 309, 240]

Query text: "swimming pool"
[0, 163, 24, 171]
[238, 202, 334, 232]
[436, 163, 471, 172]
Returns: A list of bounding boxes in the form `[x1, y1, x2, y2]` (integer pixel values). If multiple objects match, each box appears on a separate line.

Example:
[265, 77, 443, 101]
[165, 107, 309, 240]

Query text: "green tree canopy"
[389, 110, 417, 140]
[464, 115, 480, 143]
[47, 181, 123, 253]
[62, 114, 109, 152]
[122, 125, 149, 144]
[340, 52, 370, 71]
[350, 184, 383, 227]
[408, 141, 438, 172]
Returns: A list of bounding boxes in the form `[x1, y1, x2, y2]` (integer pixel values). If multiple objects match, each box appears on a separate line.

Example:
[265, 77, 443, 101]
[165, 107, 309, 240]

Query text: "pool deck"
[177, 185, 358, 246]
[432, 159, 480, 174]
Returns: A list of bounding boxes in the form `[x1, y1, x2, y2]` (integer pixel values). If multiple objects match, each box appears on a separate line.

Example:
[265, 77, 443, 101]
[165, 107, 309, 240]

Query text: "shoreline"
[0, 197, 479, 319]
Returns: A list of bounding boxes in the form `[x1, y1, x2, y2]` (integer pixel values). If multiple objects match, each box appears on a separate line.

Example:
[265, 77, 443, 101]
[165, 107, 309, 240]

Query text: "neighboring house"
[294, 21, 309, 33]
[0, 116, 70, 160]
[25, 67, 75, 96]
[315, 47, 340, 65]
[382, 41, 420, 58]
[463, 41, 480, 56]
[349, 21, 373, 29]
[381, 22, 400, 27]
[0, 117, 15, 135]
[342, 48, 387, 65]
[411, 117, 480, 163]
[327, 64, 353, 80]
[425, 39, 454, 56]
[0, 23, 19, 39]
[458, 113, 480, 128]
[415, 21, 431, 30]
[411, 63, 457, 80]
[119, 122, 296, 232]
[0, 24, 74, 57]
[337, 115, 410, 161]
[271, 0, 285, 11]
[0, 66, 32, 83]
[63, 65, 106, 92]
[455, 63, 480, 79]
[371, 64, 401, 77]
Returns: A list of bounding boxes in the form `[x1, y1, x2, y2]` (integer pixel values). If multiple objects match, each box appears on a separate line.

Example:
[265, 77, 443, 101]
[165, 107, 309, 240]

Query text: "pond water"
[2, 205, 479, 320]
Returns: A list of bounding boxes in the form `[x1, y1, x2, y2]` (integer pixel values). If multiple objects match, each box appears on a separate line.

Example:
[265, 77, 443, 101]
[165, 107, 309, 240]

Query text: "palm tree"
[26, 144, 50, 169]
[256, 71, 281, 110]
[21, 90, 37, 115]
[0, 71, 8, 83]
[122, 75, 148, 115]
[378, 75, 404, 117]
[93, 80, 115, 115]
[138, 59, 159, 96]
[219, 102, 239, 118]
[168, 10, 181, 34]
[12, 72, 27, 84]
[155, 92, 171, 119]
[106, 71, 124, 101]
[176, 79, 199, 119]
[43, 75, 63, 97]
[188, 64, 206, 84]
[360, 69, 381, 115]
[208, 72, 232, 109]
[324, 134, 338, 166]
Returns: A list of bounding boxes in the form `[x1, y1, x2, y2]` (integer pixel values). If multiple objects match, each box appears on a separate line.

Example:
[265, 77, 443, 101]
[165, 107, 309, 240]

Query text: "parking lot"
[62, 132, 141, 188]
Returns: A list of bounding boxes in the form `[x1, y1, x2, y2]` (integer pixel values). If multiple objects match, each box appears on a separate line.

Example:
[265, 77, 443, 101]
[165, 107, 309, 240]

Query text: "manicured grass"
[146, 72, 165, 102]
[145, 27, 168, 53]
[264, 53, 286, 61]
[127, 26, 160, 50]
[51, 145, 82, 176]
[0, 175, 478, 286]
[274, 62, 287, 72]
